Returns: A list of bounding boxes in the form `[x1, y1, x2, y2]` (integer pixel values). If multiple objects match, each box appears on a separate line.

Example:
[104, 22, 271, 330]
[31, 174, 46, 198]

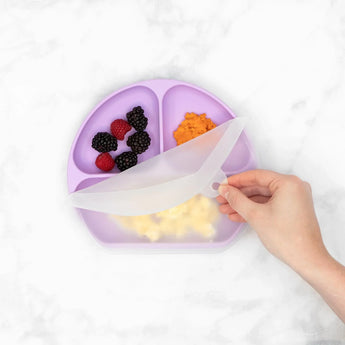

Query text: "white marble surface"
[1, 0, 345, 344]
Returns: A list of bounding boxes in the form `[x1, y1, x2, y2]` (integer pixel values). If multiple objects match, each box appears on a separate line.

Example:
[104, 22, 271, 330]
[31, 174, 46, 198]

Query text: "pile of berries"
[91, 106, 151, 171]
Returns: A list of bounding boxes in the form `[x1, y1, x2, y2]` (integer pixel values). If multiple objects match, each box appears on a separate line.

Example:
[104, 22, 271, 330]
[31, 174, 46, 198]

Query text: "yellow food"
[173, 112, 217, 145]
[110, 195, 219, 242]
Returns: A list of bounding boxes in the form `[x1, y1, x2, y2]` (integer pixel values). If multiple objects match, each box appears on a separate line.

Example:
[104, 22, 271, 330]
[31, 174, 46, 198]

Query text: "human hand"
[218, 169, 345, 324]
[217, 170, 328, 271]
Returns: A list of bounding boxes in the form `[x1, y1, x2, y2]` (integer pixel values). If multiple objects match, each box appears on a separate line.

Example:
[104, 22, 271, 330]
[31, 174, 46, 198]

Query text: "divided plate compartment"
[67, 79, 257, 249]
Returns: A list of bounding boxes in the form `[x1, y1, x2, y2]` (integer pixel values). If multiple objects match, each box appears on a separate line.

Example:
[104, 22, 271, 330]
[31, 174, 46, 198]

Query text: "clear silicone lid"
[68, 117, 245, 216]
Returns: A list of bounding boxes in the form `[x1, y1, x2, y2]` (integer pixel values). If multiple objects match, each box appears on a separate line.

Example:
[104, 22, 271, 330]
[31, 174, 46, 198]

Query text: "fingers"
[228, 213, 246, 223]
[240, 185, 272, 197]
[219, 203, 233, 214]
[249, 195, 271, 204]
[227, 169, 282, 193]
[218, 185, 258, 220]
[219, 195, 270, 215]
[216, 185, 271, 205]
[224, 195, 270, 223]
[217, 170, 279, 221]
[216, 194, 227, 204]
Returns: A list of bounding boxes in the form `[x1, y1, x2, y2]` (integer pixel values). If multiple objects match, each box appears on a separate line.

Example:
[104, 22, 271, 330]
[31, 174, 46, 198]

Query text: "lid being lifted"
[69, 117, 245, 216]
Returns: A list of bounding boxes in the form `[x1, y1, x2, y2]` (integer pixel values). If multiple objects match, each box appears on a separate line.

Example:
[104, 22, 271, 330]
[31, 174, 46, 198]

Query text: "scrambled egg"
[110, 195, 219, 241]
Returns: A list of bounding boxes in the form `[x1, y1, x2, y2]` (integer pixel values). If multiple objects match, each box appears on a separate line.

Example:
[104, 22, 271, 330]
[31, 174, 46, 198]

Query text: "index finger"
[227, 169, 282, 192]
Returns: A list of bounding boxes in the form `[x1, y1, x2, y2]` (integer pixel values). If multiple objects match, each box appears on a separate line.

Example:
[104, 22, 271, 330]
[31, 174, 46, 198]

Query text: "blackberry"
[127, 131, 151, 154]
[92, 132, 118, 152]
[126, 106, 148, 131]
[115, 151, 138, 171]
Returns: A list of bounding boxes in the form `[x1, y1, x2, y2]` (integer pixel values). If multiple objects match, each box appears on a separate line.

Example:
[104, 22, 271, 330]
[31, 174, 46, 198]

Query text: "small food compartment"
[111, 194, 219, 242]
[72, 86, 160, 174]
[162, 85, 234, 150]
[77, 181, 240, 246]
[162, 84, 252, 173]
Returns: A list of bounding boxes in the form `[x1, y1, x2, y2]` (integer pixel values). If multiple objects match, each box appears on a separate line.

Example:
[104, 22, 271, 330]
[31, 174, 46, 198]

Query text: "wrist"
[290, 245, 334, 283]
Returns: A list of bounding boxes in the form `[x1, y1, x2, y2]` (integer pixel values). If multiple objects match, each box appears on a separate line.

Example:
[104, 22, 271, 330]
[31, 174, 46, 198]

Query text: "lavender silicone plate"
[67, 79, 257, 250]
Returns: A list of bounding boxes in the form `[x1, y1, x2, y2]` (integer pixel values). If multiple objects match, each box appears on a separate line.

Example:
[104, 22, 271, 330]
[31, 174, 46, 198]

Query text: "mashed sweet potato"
[173, 112, 217, 145]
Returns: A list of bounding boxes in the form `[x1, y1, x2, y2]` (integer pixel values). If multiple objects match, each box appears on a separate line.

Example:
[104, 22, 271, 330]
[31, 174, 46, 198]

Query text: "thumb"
[218, 184, 257, 220]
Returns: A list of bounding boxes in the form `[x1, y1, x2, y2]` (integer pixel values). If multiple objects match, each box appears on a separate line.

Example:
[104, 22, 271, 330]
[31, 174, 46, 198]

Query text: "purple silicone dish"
[67, 79, 257, 250]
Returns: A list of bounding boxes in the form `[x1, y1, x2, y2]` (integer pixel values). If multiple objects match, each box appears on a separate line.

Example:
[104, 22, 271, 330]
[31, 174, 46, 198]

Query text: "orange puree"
[173, 112, 217, 145]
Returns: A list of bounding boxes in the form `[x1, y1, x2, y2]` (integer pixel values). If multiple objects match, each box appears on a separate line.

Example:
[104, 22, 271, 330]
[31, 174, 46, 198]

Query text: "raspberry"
[115, 151, 138, 171]
[126, 106, 148, 131]
[95, 153, 115, 171]
[110, 119, 132, 140]
[127, 131, 151, 154]
[92, 132, 118, 152]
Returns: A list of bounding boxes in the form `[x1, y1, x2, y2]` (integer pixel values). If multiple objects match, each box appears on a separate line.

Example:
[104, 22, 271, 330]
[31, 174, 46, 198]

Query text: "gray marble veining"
[0, 0, 345, 343]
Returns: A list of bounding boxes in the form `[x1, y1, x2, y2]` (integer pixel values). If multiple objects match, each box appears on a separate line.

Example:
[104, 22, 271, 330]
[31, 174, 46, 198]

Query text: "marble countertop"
[1, 0, 345, 344]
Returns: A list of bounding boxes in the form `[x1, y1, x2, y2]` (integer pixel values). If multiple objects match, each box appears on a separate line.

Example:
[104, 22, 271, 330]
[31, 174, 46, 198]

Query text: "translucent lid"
[69, 117, 245, 216]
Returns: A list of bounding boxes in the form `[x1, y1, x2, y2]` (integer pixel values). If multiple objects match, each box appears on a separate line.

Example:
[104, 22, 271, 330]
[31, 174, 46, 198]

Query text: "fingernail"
[218, 184, 230, 196]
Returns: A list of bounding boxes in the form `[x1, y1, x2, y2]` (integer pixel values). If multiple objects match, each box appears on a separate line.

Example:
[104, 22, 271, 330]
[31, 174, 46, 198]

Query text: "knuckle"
[286, 175, 305, 190]
[285, 175, 312, 194]
[288, 175, 303, 185]
[303, 181, 312, 192]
